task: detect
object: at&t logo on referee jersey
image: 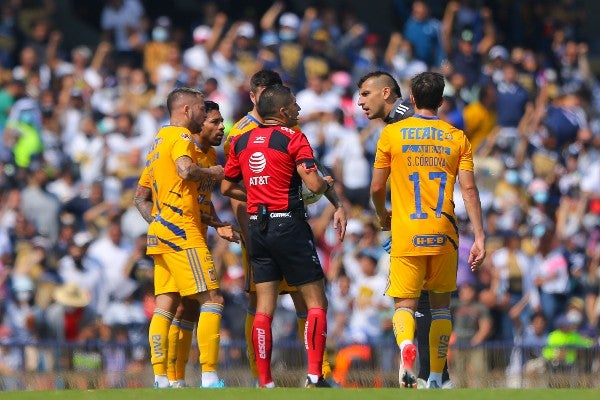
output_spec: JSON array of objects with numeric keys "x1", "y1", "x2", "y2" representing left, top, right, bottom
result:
[
  {"x1": 413, "y1": 234, "x2": 446, "y2": 247},
  {"x1": 248, "y1": 152, "x2": 270, "y2": 185}
]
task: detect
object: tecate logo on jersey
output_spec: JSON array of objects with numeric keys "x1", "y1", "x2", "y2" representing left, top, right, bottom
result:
[
  {"x1": 256, "y1": 328, "x2": 267, "y2": 359},
  {"x1": 249, "y1": 152, "x2": 266, "y2": 173}
]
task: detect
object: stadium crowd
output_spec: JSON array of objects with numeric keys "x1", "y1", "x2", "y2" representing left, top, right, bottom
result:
[{"x1": 0, "y1": 0, "x2": 598, "y2": 390}]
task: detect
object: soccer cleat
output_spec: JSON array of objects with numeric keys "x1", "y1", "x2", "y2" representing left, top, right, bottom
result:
[
  {"x1": 442, "y1": 379, "x2": 454, "y2": 389},
  {"x1": 305, "y1": 376, "x2": 332, "y2": 388},
  {"x1": 416, "y1": 378, "x2": 427, "y2": 389},
  {"x1": 399, "y1": 343, "x2": 417, "y2": 388},
  {"x1": 324, "y1": 377, "x2": 341, "y2": 388},
  {"x1": 427, "y1": 380, "x2": 441, "y2": 389},
  {"x1": 202, "y1": 379, "x2": 225, "y2": 388}
]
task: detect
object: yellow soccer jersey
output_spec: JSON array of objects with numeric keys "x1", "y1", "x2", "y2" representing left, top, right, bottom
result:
[
  {"x1": 374, "y1": 115, "x2": 474, "y2": 256},
  {"x1": 194, "y1": 144, "x2": 219, "y2": 237},
  {"x1": 223, "y1": 113, "x2": 260, "y2": 158},
  {"x1": 145, "y1": 125, "x2": 206, "y2": 254}
]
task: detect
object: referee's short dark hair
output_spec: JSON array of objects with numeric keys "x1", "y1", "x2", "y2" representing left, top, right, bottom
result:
[{"x1": 257, "y1": 84, "x2": 292, "y2": 119}]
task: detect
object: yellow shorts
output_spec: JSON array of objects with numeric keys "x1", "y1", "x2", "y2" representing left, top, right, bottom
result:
[
  {"x1": 153, "y1": 247, "x2": 219, "y2": 297},
  {"x1": 242, "y1": 240, "x2": 296, "y2": 294},
  {"x1": 386, "y1": 251, "x2": 457, "y2": 298}
]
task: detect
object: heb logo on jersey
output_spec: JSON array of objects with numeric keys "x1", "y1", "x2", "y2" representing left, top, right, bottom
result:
[
  {"x1": 413, "y1": 234, "x2": 446, "y2": 247},
  {"x1": 147, "y1": 235, "x2": 159, "y2": 247}
]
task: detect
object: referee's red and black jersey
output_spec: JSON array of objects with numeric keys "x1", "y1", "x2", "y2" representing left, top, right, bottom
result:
[{"x1": 224, "y1": 124, "x2": 317, "y2": 214}]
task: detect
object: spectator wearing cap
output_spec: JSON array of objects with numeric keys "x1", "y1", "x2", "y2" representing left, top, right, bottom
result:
[
  {"x1": 403, "y1": 0, "x2": 444, "y2": 68},
  {"x1": 448, "y1": 28, "x2": 482, "y2": 90},
  {"x1": 482, "y1": 45, "x2": 509, "y2": 85},
  {"x1": 57, "y1": 230, "x2": 104, "y2": 314},
  {"x1": 182, "y1": 25, "x2": 212, "y2": 74},
  {"x1": 183, "y1": 13, "x2": 227, "y2": 76},
  {"x1": 541, "y1": 311, "x2": 593, "y2": 372},
  {"x1": 232, "y1": 21, "x2": 260, "y2": 78}
]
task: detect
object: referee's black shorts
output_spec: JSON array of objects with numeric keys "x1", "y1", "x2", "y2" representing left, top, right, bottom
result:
[{"x1": 248, "y1": 215, "x2": 324, "y2": 286}]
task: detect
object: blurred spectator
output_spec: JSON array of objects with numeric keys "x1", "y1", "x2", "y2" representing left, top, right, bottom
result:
[
  {"x1": 463, "y1": 83, "x2": 496, "y2": 152},
  {"x1": 450, "y1": 283, "x2": 493, "y2": 388},
  {"x1": 505, "y1": 297, "x2": 549, "y2": 388},
  {"x1": 100, "y1": 0, "x2": 147, "y2": 66},
  {"x1": 343, "y1": 249, "x2": 392, "y2": 346},
  {"x1": 542, "y1": 312, "x2": 593, "y2": 373},
  {"x1": 533, "y1": 227, "x2": 570, "y2": 328},
  {"x1": 403, "y1": 1, "x2": 444, "y2": 67},
  {"x1": 490, "y1": 232, "x2": 539, "y2": 342},
  {"x1": 57, "y1": 230, "x2": 104, "y2": 315},
  {"x1": 20, "y1": 160, "x2": 60, "y2": 241},
  {"x1": 87, "y1": 217, "x2": 131, "y2": 312},
  {"x1": 384, "y1": 32, "x2": 427, "y2": 82}
]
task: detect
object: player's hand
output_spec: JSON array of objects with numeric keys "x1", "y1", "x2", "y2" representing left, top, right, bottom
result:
[
  {"x1": 216, "y1": 225, "x2": 240, "y2": 243},
  {"x1": 333, "y1": 206, "x2": 347, "y2": 242},
  {"x1": 468, "y1": 239, "x2": 486, "y2": 271},
  {"x1": 377, "y1": 209, "x2": 391, "y2": 231},
  {"x1": 207, "y1": 165, "x2": 225, "y2": 181}
]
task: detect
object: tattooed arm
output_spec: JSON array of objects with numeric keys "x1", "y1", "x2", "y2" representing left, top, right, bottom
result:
[
  {"x1": 134, "y1": 184, "x2": 154, "y2": 223},
  {"x1": 176, "y1": 155, "x2": 224, "y2": 182}
]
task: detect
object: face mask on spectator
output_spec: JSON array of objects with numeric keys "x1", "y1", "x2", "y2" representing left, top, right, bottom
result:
[
  {"x1": 533, "y1": 191, "x2": 548, "y2": 204},
  {"x1": 505, "y1": 170, "x2": 519, "y2": 185},
  {"x1": 532, "y1": 224, "x2": 546, "y2": 238},
  {"x1": 16, "y1": 290, "x2": 32, "y2": 302},
  {"x1": 279, "y1": 30, "x2": 297, "y2": 42},
  {"x1": 152, "y1": 27, "x2": 168, "y2": 42}
]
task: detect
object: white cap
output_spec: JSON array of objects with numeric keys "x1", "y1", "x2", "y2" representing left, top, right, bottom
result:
[
  {"x1": 489, "y1": 45, "x2": 509, "y2": 61},
  {"x1": 73, "y1": 231, "x2": 94, "y2": 247},
  {"x1": 236, "y1": 22, "x2": 255, "y2": 38},
  {"x1": 193, "y1": 25, "x2": 212, "y2": 43},
  {"x1": 279, "y1": 12, "x2": 300, "y2": 30}
]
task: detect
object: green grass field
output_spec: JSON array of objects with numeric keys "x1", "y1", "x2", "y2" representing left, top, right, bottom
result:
[{"x1": 3, "y1": 388, "x2": 600, "y2": 400}]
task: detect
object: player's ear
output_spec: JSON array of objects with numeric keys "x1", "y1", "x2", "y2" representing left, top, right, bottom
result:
[{"x1": 382, "y1": 86, "x2": 390, "y2": 100}]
